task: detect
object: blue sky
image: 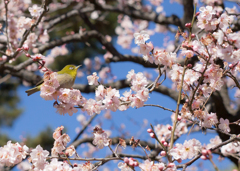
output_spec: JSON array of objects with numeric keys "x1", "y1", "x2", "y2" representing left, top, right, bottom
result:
[{"x1": 2, "y1": 0, "x2": 239, "y2": 170}]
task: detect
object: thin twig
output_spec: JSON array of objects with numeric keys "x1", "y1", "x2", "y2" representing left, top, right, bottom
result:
[
  {"x1": 143, "y1": 104, "x2": 175, "y2": 113},
  {"x1": 170, "y1": 57, "x2": 188, "y2": 150}
]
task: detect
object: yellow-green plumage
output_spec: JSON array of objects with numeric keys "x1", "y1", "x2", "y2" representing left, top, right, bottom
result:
[{"x1": 25, "y1": 65, "x2": 81, "y2": 96}]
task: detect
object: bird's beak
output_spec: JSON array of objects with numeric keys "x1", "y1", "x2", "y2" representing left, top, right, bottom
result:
[{"x1": 76, "y1": 65, "x2": 82, "y2": 69}]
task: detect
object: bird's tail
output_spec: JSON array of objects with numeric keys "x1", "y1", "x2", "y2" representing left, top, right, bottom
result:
[{"x1": 25, "y1": 87, "x2": 40, "y2": 96}]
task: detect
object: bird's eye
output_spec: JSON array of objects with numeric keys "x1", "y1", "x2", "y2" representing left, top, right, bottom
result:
[{"x1": 69, "y1": 66, "x2": 74, "y2": 70}]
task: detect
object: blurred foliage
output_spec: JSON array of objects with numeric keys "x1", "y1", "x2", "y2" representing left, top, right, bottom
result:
[
  {"x1": 25, "y1": 127, "x2": 54, "y2": 152},
  {"x1": 0, "y1": 80, "x2": 22, "y2": 127}
]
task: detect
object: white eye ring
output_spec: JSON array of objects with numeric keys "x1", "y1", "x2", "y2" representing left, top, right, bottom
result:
[{"x1": 69, "y1": 67, "x2": 74, "y2": 70}]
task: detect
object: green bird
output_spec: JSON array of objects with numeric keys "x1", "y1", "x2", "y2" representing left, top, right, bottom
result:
[{"x1": 25, "y1": 65, "x2": 81, "y2": 96}]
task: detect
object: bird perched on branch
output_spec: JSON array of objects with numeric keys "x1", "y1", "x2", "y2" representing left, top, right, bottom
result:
[{"x1": 25, "y1": 65, "x2": 81, "y2": 96}]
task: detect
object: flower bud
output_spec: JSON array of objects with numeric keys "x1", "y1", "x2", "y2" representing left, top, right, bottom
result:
[
  {"x1": 191, "y1": 34, "x2": 195, "y2": 38},
  {"x1": 185, "y1": 23, "x2": 191, "y2": 28},
  {"x1": 177, "y1": 159, "x2": 182, "y2": 163},
  {"x1": 201, "y1": 155, "x2": 208, "y2": 160},
  {"x1": 147, "y1": 129, "x2": 153, "y2": 133},
  {"x1": 163, "y1": 142, "x2": 168, "y2": 146},
  {"x1": 160, "y1": 151, "x2": 166, "y2": 156},
  {"x1": 195, "y1": 12, "x2": 200, "y2": 16},
  {"x1": 16, "y1": 48, "x2": 22, "y2": 52},
  {"x1": 133, "y1": 161, "x2": 139, "y2": 167},
  {"x1": 187, "y1": 64, "x2": 192, "y2": 68},
  {"x1": 26, "y1": 53, "x2": 31, "y2": 57},
  {"x1": 177, "y1": 116, "x2": 182, "y2": 121},
  {"x1": 150, "y1": 133, "x2": 155, "y2": 138},
  {"x1": 202, "y1": 149, "x2": 208, "y2": 155},
  {"x1": 124, "y1": 157, "x2": 129, "y2": 164},
  {"x1": 161, "y1": 138, "x2": 165, "y2": 144},
  {"x1": 168, "y1": 126, "x2": 172, "y2": 131},
  {"x1": 168, "y1": 163, "x2": 175, "y2": 168}
]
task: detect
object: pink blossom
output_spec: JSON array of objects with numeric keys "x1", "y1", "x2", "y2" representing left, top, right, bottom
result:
[
  {"x1": 87, "y1": 72, "x2": 99, "y2": 85},
  {"x1": 201, "y1": 112, "x2": 218, "y2": 128},
  {"x1": 93, "y1": 132, "x2": 109, "y2": 149},
  {"x1": 28, "y1": 4, "x2": 43, "y2": 17},
  {"x1": 207, "y1": 136, "x2": 222, "y2": 149},
  {"x1": 30, "y1": 145, "x2": 49, "y2": 170},
  {"x1": 126, "y1": 69, "x2": 136, "y2": 81},
  {"x1": 139, "y1": 42, "x2": 153, "y2": 55},
  {"x1": 55, "y1": 103, "x2": 78, "y2": 116},
  {"x1": 68, "y1": 89, "x2": 82, "y2": 105},
  {"x1": 74, "y1": 161, "x2": 94, "y2": 171},
  {"x1": 0, "y1": 141, "x2": 29, "y2": 167},
  {"x1": 118, "y1": 162, "x2": 133, "y2": 171},
  {"x1": 59, "y1": 88, "x2": 71, "y2": 103},
  {"x1": 218, "y1": 118, "x2": 231, "y2": 133},
  {"x1": 83, "y1": 98, "x2": 103, "y2": 116},
  {"x1": 134, "y1": 30, "x2": 150, "y2": 45},
  {"x1": 65, "y1": 145, "x2": 76, "y2": 156},
  {"x1": 40, "y1": 85, "x2": 56, "y2": 100}
]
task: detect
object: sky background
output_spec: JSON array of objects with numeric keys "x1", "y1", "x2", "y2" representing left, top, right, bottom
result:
[{"x1": 1, "y1": 0, "x2": 238, "y2": 170}]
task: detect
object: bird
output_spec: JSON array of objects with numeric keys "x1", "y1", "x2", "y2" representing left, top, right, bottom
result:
[{"x1": 25, "y1": 65, "x2": 81, "y2": 96}]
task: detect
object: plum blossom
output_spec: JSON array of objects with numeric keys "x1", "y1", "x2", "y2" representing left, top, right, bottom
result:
[
  {"x1": 103, "y1": 87, "x2": 120, "y2": 112},
  {"x1": 0, "y1": 141, "x2": 29, "y2": 167},
  {"x1": 139, "y1": 160, "x2": 165, "y2": 171},
  {"x1": 30, "y1": 145, "x2": 49, "y2": 170},
  {"x1": 92, "y1": 127, "x2": 109, "y2": 149},
  {"x1": 221, "y1": 142, "x2": 240, "y2": 156},
  {"x1": 134, "y1": 30, "x2": 150, "y2": 45},
  {"x1": 200, "y1": 112, "x2": 218, "y2": 128},
  {"x1": 28, "y1": 4, "x2": 43, "y2": 17},
  {"x1": 51, "y1": 133, "x2": 70, "y2": 156},
  {"x1": 218, "y1": 118, "x2": 230, "y2": 133},
  {"x1": 207, "y1": 136, "x2": 222, "y2": 149},
  {"x1": 83, "y1": 98, "x2": 103, "y2": 116},
  {"x1": 118, "y1": 162, "x2": 133, "y2": 171},
  {"x1": 87, "y1": 72, "x2": 99, "y2": 85},
  {"x1": 170, "y1": 139, "x2": 202, "y2": 160},
  {"x1": 74, "y1": 161, "x2": 94, "y2": 171}
]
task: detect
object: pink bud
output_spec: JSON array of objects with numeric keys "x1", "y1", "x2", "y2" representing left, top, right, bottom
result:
[
  {"x1": 158, "y1": 164, "x2": 164, "y2": 170},
  {"x1": 195, "y1": 12, "x2": 200, "y2": 16},
  {"x1": 187, "y1": 64, "x2": 192, "y2": 68},
  {"x1": 147, "y1": 129, "x2": 153, "y2": 133},
  {"x1": 177, "y1": 116, "x2": 182, "y2": 121},
  {"x1": 168, "y1": 163, "x2": 175, "y2": 168},
  {"x1": 177, "y1": 159, "x2": 182, "y2": 163},
  {"x1": 25, "y1": 53, "x2": 30, "y2": 57},
  {"x1": 202, "y1": 149, "x2": 208, "y2": 155},
  {"x1": 22, "y1": 45, "x2": 29, "y2": 51},
  {"x1": 160, "y1": 151, "x2": 166, "y2": 156},
  {"x1": 185, "y1": 23, "x2": 191, "y2": 28},
  {"x1": 229, "y1": 64, "x2": 233, "y2": 68},
  {"x1": 191, "y1": 34, "x2": 195, "y2": 38},
  {"x1": 133, "y1": 161, "x2": 138, "y2": 167},
  {"x1": 163, "y1": 142, "x2": 168, "y2": 146},
  {"x1": 185, "y1": 99, "x2": 189, "y2": 103},
  {"x1": 128, "y1": 160, "x2": 134, "y2": 166},
  {"x1": 16, "y1": 48, "x2": 22, "y2": 52},
  {"x1": 73, "y1": 163, "x2": 78, "y2": 167},
  {"x1": 201, "y1": 155, "x2": 208, "y2": 160},
  {"x1": 124, "y1": 157, "x2": 129, "y2": 164},
  {"x1": 160, "y1": 138, "x2": 165, "y2": 144},
  {"x1": 150, "y1": 133, "x2": 155, "y2": 138},
  {"x1": 168, "y1": 126, "x2": 172, "y2": 131},
  {"x1": 207, "y1": 149, "x2": 212, "y2": 155}
]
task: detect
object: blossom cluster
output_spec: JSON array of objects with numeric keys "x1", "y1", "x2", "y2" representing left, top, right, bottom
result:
[
  {"x1": 0, "y1": 141, "x2": 29, "y2": 167},
  {"x1": 169, "y1": 139, "x2": 202, "y2": 160}
]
